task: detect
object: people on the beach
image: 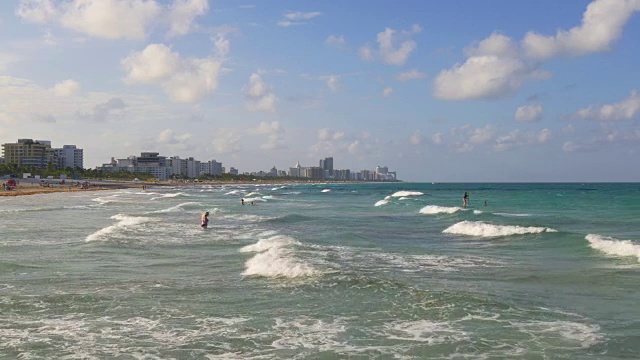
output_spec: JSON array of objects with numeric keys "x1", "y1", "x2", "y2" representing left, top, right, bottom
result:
[
  {"x1": 201, "y1": 211, "x2": 209, "y2": 229},
  {"x1": 463, "y1": 192, "x2": 469, "y2": 207}
]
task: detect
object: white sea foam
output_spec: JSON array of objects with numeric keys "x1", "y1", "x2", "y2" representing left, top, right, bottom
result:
[
  {"x1": 242, "y1": 197, "x2": 267, "y2": 202},
  {"x1": 85, "y1": 214, "x2": 152, "y2": 242},
  {"x1": 419, "y1": 205, "x2": 461, "y2": 215},
  {"x1": 391, "y1": 191, "x2": 423, "y2": 197},
  {"x1": 224, "y1": 190, "x2": 243, "y2": 195},
  {"x1": 495, "y1": 212, "x2": 532, "y2": 217},
  {"x1": 398, "y1": 197, "x2": 412, "y2": 200},
  {"x1": 150, "y1": 192, "x2": 187, "y2": 201},
  {"x1": 382, "y1": 320, "x2": 469, "y2": 344},
  {"x1": 510, "y1": 320, "x2": 603, "y2": 349},
  {"x1": 321, "y1": 189, "x2": 331, "y2": 193},
  {"x1": 586, "y1": 234, "x2": 640, "y2": 261},
  {"x1": 443, "y1": 221, "x2": 557, "y2": 238},
  {"x1": 152, "y1": 202, "x2": 201, "y2": 213},
  {"x1": 246, "y1": 192, "x2": 262, "y2": 197},
  {"x1": 374, "y1": 199, "x2": 390, "y2": 207},
  {"x1": 473, "y1": 210, "x2": 483, "y2": 214},
  {"x1": 240, "y1": 235, "x2": 318, "y2": 278}
]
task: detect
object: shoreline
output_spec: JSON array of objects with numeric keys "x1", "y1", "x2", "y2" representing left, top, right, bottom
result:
[{"x1": 0, "y1": 179, "x2": 380, "y2": 197}]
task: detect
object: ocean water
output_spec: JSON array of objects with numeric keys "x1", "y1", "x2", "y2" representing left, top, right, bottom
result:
[{"x1": 1, "y1": 182, "x2": 639, "y2": 359}]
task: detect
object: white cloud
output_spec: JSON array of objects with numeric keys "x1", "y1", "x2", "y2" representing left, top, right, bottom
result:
[
  {"x1": 52, "y1": 79, "x2": 80, "y2": 97},
  {"x1": 571, "y1": 90, "x2": 640, "y2": 121},
  {"x1": 244, "y1": 72, "x2": 278, "y2": 112},
  {"x1": 464, "y1": 32, "x2": 518, "y2": 58},
  {"x1": 122, "y1": 43, "x2": 223, "y2": 103},
  {"x1": 383, "y1": 87, "x2": 393, "y2": 97},
  {"x1": 60, "y1": 0, "x2": 161, "y2": 40},
  {"x1": 321, "y1": 75, "x2": 339, "y2": 92},
  {"x1": 431, "y1": 132, "x2": 443, "y2": 145},
  {"x1": 515, "y1": 104, "x2": 543, "y2": 122},
  {"x1": 159, "y1": 129, "x2": 191, "y2": 143},
  {"x1": 276, "y1": 20, "x2": 300, "y2": 27},
  {"x1": 409, "y1": 130, "x2": 424, "y2": 145},
  {"x1": 15, "y1": 0, "x2": 59, "y2": 23},
  {"x1": 168, "y1": 0, "x2": 209, "y2": 37},
  {"x1": 359, "y1": 25, "x2": 421, "y2": 66},
  {"x1": 213, "y1": 34, "x2": 230, "y2": 58},
  {"x1": 77, "y1": 97, "x2": 127, "y2": 122},
  {"x1": 212, "y1": 129, "x2": 242, "y2": 154},
  {"x1": 42, "y1": 29, "x2": 58, "y2": 45},
  {"x1": 122, "y1": 44, "x2": 180, "y2": 83},
  {"x1": 283, "y1": 11, "x2": 322, "y2": 20},
  {"x1": 247, "y1": 121, "x2": 286, "y2": 150},
  {"x1": 16, "y1": 0, "x2": 209, "y2": 40},
  {"x1": 493, "y1": 128, "x2": 551, "y2": 151},
  {"x1": 325, "y1": 35, "x2": 346, "y2": 47},
  {"x1": 396, "y1": 69, "x2": 427, "y2": 81},
  {"x1": 434, "y1": 56, "x2": 530, "y2": 100},
  {"x1": 522, "y1": 0, "x2": 640, "y2": 60}
]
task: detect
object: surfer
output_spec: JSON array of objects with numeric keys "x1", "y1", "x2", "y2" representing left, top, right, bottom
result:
[
  {"x1": 201, "y1": 211, "x2": 209, "y2": 229},
  {"x1": 463, "y1": 192, "x2": 469, "y2": 208}
]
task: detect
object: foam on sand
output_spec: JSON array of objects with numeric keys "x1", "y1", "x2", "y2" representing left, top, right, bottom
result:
[
  {"x1": 86, "y1": 214, "x2": 152, "y2": 242},
  {"x1": 240, "y1": 235, "x2": 318, "y2": 278},
  {"x1": 443, "y1": 221, "x2": 556, "y2": 238},
  {"x1": 586, "y1": 234, "x2": 640, "y2": 261},
  {"x1": 391, "y1": 191, "x2": 423, "y2": 197},
  {"x1": 419, "y1": 205, "x2": 462, "y2": 215}
]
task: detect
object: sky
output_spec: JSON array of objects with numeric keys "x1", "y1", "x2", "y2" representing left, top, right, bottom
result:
[{"x1": 1, "y1": 0, "x2": 640, "y2": 182}]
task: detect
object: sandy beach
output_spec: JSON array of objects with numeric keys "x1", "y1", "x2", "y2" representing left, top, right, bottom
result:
[
  {"x1": 0, "y1": 178, "x2": 337, "y2": 197},
  {"x1": 0, "y1": 179, "x2": 147, "y2": 197}
]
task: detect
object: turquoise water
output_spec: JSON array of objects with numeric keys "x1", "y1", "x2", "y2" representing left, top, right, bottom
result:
[{"x1": 1, "y1": 183, "x2": 639, "y2": 359}]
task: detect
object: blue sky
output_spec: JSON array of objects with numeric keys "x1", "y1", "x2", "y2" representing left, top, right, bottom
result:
[{"x1": 1, "y1": 0, "x2": 639, "y2": 182}]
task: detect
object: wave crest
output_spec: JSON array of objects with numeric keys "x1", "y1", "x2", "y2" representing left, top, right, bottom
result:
[
  {"x1": 443, "y1": 221, "x2": 556, "y2": 238},
  {"x1": 419, "y1": 205, "x2": 461, "y2": 215},
  {"x1": 586, "y1": 234, "x2": 640, "y2": 261},
  {"x1": 391, "y1": 191, "x2": 423, "y2": 197},
  {"x1": 86, "y1": 214, "x2": 151, "y2": 242},
  {"x1": 240, "y1": 235, "x2": 318, "y2": 278}
]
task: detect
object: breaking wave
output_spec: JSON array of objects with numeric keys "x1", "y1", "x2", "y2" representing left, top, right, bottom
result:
[
  {"x1": 443, "y1": 221, "x2": 557, "y2": 238},
  {"x1": 85, "y1": 214, "x2": 152, "y2": 242},
  {"x1": 374, "y1": 199, "x2": 390, "y2": 207},
  {"x1": 586, "y1": 234, "x2": 640, "y2": 262},
  {"x1": 419, "y1": 205, "x2": 461, "y2": 215},
  {"x1": 391, "y1": 191, "x2": 423, "y2": 197},
  {"x1": 240, "y1": 235, "x2": 319, "y2": 278}
]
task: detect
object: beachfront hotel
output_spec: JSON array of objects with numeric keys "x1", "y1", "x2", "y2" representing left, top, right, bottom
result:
[{"x1": 1, "y1": 139, "x2": 83, "y2": 169}]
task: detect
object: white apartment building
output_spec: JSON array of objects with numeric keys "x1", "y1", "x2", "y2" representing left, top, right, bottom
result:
[{"x1": 200, "y1": 160, "x2": 223, "y2": 176}]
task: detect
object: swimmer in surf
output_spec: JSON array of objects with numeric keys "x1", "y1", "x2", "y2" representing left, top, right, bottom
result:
[
  {"x1": 201, "y1": 211, "x2": 209, "y2": 229},
  {"x1": 463, "y1": 192, "x2": 469, "y2": 208}
]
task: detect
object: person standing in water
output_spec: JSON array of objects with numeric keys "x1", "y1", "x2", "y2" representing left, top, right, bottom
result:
[
  {"x1": 201, "y1": 211, "x2": 209, "y2": 229},
  {"x1": 463, "y1": 192, "x2": 469, "y2": 207}
]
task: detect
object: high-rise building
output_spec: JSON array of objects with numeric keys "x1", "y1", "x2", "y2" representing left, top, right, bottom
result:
[
  {"x1": 50, "y1": 145, "x2": 84, "y2": 169},
  {"x1": 1, "y1": 139, "x2": 51, "y2": 168},
  {"x1": 320, "y1": 157, "x2": 334, "y2": 178}
]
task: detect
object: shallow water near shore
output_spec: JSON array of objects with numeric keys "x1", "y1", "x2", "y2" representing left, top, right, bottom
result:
[{"x1": 1, "y1": 182, "x2": 639, "y2": 358}]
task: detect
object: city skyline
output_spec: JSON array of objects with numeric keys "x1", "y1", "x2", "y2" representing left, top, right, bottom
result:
[{"x1": 1, "y1": 0, "x2": 640, "y2": 182}]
